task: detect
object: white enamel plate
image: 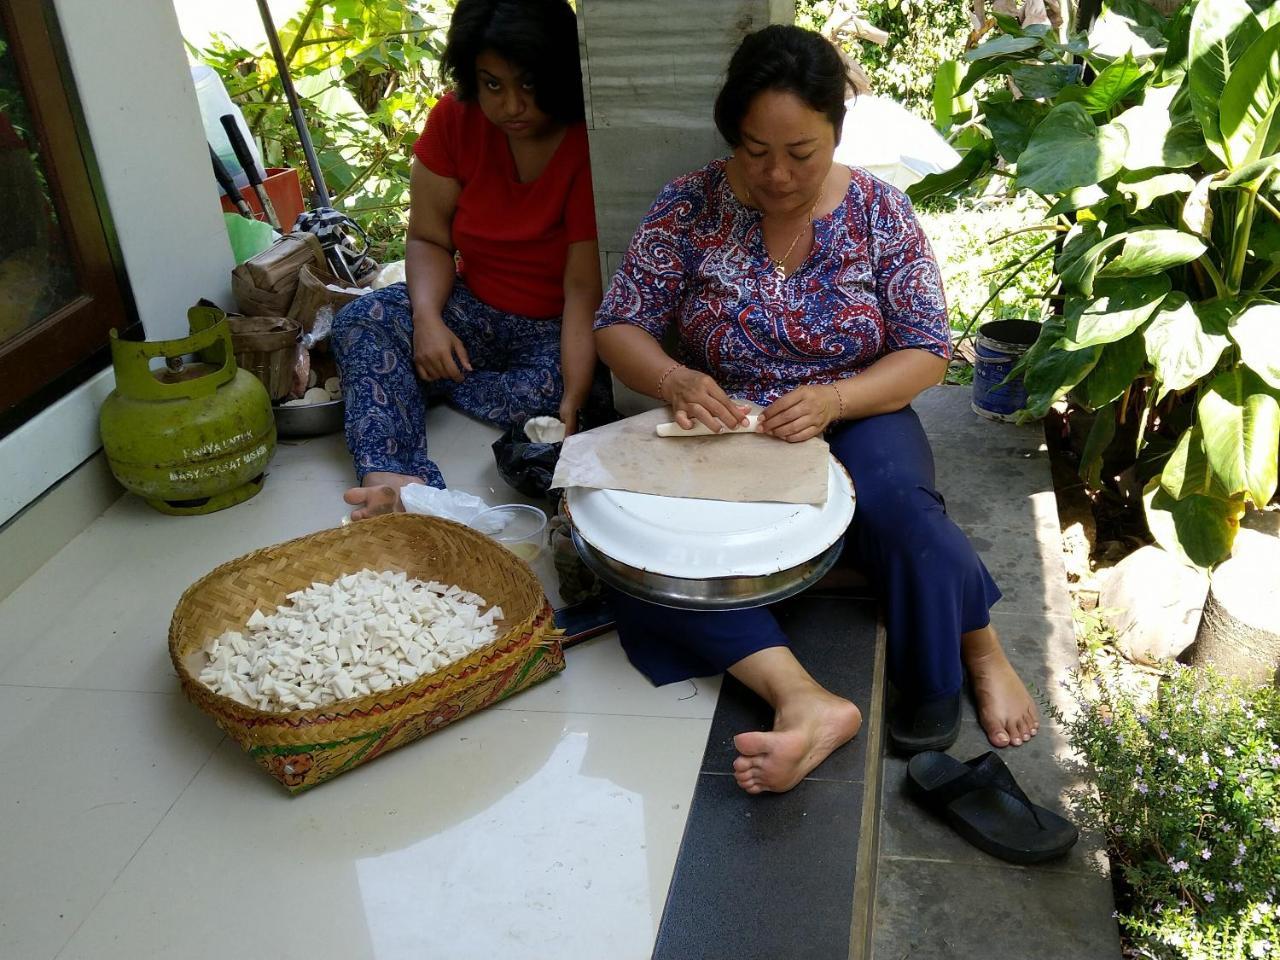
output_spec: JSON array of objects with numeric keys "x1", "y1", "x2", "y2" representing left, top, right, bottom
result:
[{"x1": 565, "y1": 455, "x2": 855, "y2": 580}]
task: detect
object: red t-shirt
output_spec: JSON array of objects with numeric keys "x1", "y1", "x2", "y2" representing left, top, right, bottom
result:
[{"x1": 413, "y1": 92, "x2": 597, "y2": 319}]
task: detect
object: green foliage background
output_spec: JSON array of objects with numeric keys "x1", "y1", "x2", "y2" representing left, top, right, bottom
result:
[
  {"x1": 191, "y1": 0, "x2": 456, "y2": 261},
  {"x1": 795, "y1": 0, "x2": 972, "y2": 117}
]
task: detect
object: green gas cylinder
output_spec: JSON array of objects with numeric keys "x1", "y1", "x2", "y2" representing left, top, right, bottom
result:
[{"x1": 100, "y1": 306, "x2": 275, "y2": 515}]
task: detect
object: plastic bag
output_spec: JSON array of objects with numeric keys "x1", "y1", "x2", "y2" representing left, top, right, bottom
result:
[
  {"x1": 399, "y1": 484, "x2": 504, "y2": 534},
  {"x1": 492, "y1": 420, "x2": 562, "y2": 500}
]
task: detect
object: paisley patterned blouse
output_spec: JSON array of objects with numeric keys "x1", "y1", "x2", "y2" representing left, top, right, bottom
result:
[{"x1": 594, "y1": 158, "x2": 951, "y2": 405}]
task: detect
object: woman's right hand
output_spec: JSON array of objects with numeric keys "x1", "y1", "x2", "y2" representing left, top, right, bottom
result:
[
  {"x1": 412, "y1": 314, "x2": 471, "y2": 383},
  {"x1": 662, "y1": 366, "x2": 750, "y2": 432}
]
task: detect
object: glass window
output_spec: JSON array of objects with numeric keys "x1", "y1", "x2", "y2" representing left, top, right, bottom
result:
[{"x1": 0, "y1": 18, "x2": 79, "y2": 348}]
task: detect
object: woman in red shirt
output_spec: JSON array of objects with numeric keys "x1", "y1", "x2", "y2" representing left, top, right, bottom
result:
[{"x1": 333, "y1": 0, "x2": 607, "y2": 517}]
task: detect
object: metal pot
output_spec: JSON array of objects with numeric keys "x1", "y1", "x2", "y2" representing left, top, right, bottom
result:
[
  {"x1": 567, "y1": 521, "x2": 844, "y2": 610},
  {"x1": 562, "y1": 457, "x2": 855, "y2": 611},
  {"x1": 273, "y1": 397, "x2": 344, "y2": 438}
]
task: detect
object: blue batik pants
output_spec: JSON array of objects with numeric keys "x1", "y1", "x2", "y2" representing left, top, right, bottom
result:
[
  {"x1": 607, "y1": 406, "x2": 1001, "y2": 704},
  {"x1": 332, "y1": 280, "x2": 590, "y2": 488}
]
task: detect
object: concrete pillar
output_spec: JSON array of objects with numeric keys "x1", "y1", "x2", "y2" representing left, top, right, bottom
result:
[{"x1": 578, "y1": 0, "x2": 796, "y2": 281}]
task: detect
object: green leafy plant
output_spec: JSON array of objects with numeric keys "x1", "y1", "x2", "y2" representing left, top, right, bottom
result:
[
  {"x1": 1055, "y1": 660, "x2": 1280, "y2": 960},
  {"x1": 912, "y1": 0, "x2": 1280, "y2": 568},
  {"x1": 190, "y1": 0, "x2": 455, "y2": 260},
  {"x1": 915, "y1": 191, "x2": 1055, "y2": 336},
  {"x1": 797, "y1": 0, "x2": 973, "y2": 117}
]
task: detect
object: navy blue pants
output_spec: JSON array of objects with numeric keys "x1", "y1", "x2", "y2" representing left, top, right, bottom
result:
[{"x1": 609, "y1": 406, "x2": 1001, "y2": 703}]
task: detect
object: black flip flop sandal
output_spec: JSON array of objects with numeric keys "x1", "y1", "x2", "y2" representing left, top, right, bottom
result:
[
  {"x1": 887, "y1": 693, "x2": 961, "y2": 755},
  {"x1": 906, "y1": 751, "x2": 1079, "y2": 864}
]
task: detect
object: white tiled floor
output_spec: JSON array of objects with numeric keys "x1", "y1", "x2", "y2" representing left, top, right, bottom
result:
[{"x1": 0, "y1": 408, "x2": 716, "y2": 960}]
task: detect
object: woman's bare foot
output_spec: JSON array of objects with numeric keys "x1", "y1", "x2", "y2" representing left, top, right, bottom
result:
[
  {"x1": 962, "y1": 625, "x2": 1039, "y2": 748},
  {"x1": 343, "y1": 472, "x2": 420, "y2": 521},
  {"x1": 731, "y1": 688, "x2": 862, "y2": 794}
]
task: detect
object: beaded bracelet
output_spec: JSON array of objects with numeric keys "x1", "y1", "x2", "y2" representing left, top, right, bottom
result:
[
  {"x1": 831, "y1": 381, "x2": 845, "y2": 420},
  {"x1": 657, "y1": 362, "x2": 684, "y2": 400}
]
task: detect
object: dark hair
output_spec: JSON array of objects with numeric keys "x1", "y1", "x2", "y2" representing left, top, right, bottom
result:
[
  {"x1": 714, "y1": 25, "x2": 852, "y2": 147},
  {"x1": 442, "y1": 0, "x2": 585, "y2": 125}
]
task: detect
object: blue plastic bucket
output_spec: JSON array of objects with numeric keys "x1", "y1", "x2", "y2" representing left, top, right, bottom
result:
[{"x1": 971, "y1": 319, "x2": 1041, "y2": 422}]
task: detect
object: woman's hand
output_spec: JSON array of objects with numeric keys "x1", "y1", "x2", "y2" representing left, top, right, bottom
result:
[
  {"x1": 558, "y1": 397, "x2": 582, "y2": 437},
  {"x1": 760, "y1": 384, "x2": 841, "y2": 443},
  {"x1": 412, "y1": 315, "x2": 471, "y2": 383},
  {"x1": 663, "y1": 367, "x2": 751, "y2": 432}
]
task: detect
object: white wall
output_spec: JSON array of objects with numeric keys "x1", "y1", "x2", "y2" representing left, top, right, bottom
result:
[
  {"x1": 0, "y1": 0, "x2": 236, "y2": 525},
  {"x1": 173, "y1": 0, "x2": 309, "y2": 50}
]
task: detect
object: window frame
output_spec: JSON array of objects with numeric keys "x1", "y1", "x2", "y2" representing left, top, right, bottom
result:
[{"x1": 0, "y1": 0, "x2": 134, "y2": 433}]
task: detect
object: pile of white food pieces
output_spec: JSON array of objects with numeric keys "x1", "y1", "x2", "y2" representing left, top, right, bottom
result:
[{"x1": 198, "y1": 569, "x2": 504, "y2": 711}]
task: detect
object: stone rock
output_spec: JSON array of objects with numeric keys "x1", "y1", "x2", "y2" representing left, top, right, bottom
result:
[
  {"x1": 1098, "y1": 545, "x2": 1209, "y2": 664},
  {"x1": 1186, "y1": 524, "x2": 1280, "y2": 683}
]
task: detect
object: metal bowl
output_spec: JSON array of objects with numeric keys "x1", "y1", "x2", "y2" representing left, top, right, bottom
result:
[
  {"x1": 568, "y1": 523, "x2": 845, "y2": 611},
  {"x1": 272, "y1": 397, "x2": 344, "y2": 438}
]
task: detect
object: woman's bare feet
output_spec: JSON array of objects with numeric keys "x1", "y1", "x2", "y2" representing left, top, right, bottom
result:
[
  {"x1": 962, "y1": 625, "x2": 1039, "y2": 748},
  {"x1": 727, "y1": 646, "x2": 862, "y2": 794},
  {"x1": 343, "y1": 472, "x2": 420, "y2": 521},
  {"x1": 732, "y1": 690, "x2": 862, "y2": 794}
]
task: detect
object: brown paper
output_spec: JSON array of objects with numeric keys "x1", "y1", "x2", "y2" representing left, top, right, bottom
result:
[
  {"x1": 551, "y1": 406, "x2": 829, "y2": 504},
  {"x1": 287, "y1": 262, "x2": 368, "y2": 332},
  {"x1": 231, "y1": 233, "x2": 326, "y2": 317}
]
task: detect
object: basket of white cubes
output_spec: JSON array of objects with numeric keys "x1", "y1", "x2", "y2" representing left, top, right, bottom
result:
[{"x1": 168, "y1": 513, "x2": 563, "y2": 793}]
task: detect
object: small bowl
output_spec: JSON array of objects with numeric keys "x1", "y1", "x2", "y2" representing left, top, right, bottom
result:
[
  {"x1": 474, "y1": 504, "x2": 547, "y2": 563},
  {"x1": 272, "y1": 397, "x2": 344, "y2": 438}
]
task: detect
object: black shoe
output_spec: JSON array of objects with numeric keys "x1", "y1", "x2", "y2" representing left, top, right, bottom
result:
[{"x1": 888, "y1": 692, "x2": 962, "y2": 755}]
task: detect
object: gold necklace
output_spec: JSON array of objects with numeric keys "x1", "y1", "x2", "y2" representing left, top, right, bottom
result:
[{"x1": 751, "y1": 189, "x2": 821, "y2": 279}]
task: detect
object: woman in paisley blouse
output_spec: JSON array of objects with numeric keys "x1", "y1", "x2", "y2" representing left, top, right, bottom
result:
[{"x1": 594, "y1": 25, "x2": 1039, "y2": 793}]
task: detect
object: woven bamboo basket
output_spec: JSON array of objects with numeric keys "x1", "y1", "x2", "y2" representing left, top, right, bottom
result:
[{"x1": 169, "y1": 513, "x2": 564, "y2": 794}]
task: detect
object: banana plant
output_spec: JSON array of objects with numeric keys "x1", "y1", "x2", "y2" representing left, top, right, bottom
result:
[{"x1": 913, "y1": 0, "x2": 1280, "y2": 569}]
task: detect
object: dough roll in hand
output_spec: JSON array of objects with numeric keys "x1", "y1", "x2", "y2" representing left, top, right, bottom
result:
[{"x1": 655, "y1": 414, "x2": 762, "y2": 437}]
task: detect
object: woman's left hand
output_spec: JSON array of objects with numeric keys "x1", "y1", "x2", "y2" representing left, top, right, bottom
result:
[
  {"x1": 760, "y1": 384, "x2": 840, "y2": 443},
  {"x1": 558, "y1": 398, "x2": 581, "y2": 437}
]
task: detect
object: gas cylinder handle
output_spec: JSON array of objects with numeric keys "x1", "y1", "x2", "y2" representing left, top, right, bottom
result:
[{"x1": 108, "y1": 316, "x2": 237, "y2": 402}]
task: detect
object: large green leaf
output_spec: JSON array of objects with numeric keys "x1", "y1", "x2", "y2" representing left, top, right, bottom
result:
[
  {"x1": 1219, "y1": 22, "x2": 1280, "y2": 168},
  {"x1": 1118, "y1": 172, "x2": 1197, "y2": 211},
  {"x1": 1188, "y1": 0, "x2": 1264, "y2": 162},
  {"x1": 1066, "y1": 276, "x2": 1170, "y2": 347},
  {"x1": 1097, "y1": 229, "x2": 1207, "y2": 278},
  {"x1": 1055, "y1": 223, "x2": 1104, "y2": 278},
  {"x1": 1021, "y1": 339, "x2": 1103, "y2": 420},
  {"x1": 1047, "y1": 185, "x2": 1110, "y2": 218},
  {"x1": 1228, "y1": 302, "x2": 1280, "y2": 388},
  {"x1": 957, "y1": 57, "x2": 1019, "y2": 96},
  {"x1": 1161, "y1": 424, "x2": 1232, "y2": 500},
  {"x1": 905, "y1": 140, "x2": 996, "y2": 203},
  {"x1": 1102, "y1": 0, "x2": 1168, "y2": 31},
  {"x1": 984, "y1": 99, "x2": 1050, "y2": 164},
  {"x1": 1199, "y1": 366, "x2": 1280, "y2": 506},
  {"x1": 932, "y1": 60, "x2": 969, "y2": 130},
  {"x1": 1060, "y1": 232, "x2": 1129, "y2": 297},
  {"x1": 1142, "y1": 294, "x2": 1232, "y2": 397},
  {"x1": 1112, "y1": 95, "x2": 1207, "y2": 170},
  {"x1": 1015, "y1": 103, "x2": 1128, "y2": 195},
  {"x1": 1010, "y1": 63, "x2": 1082, "y2": 101},
  {"x1": 1080, "y1": 402, "x2": 1118, "y2": 488},
  {"x1": 1250, "y1": 216, "x2": 1280, "y2": 262},
  {"x1": 1091, "y1": 6, "x2": 1167, "y2": 60},
  {"x1": 1056, "y1": 53, "x2": 1150, "y2": 114},
  {"x1": 1143, "y1": 478, "x2": 1239, "y2": 569},
  {"x1": 1077, "y1": 329, "x2": 1149, "y2": 408},
  {"x1": 966, "y1": 35, "x2": 1041, "y2": 61},
  {"x1": 1217, "y1": 152, "x2": 1280, "y2": 187},
  {"x1": 1181, "y1": 173, "x2": 1215, "y2": 237}
]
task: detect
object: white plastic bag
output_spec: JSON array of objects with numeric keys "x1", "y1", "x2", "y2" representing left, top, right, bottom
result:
[
  {"x1": 398, "y1": 485, "x2": 504, "y2": 534},
  {"x1": 371, "y1": 260, "x2": 406, "y2": 289}
]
